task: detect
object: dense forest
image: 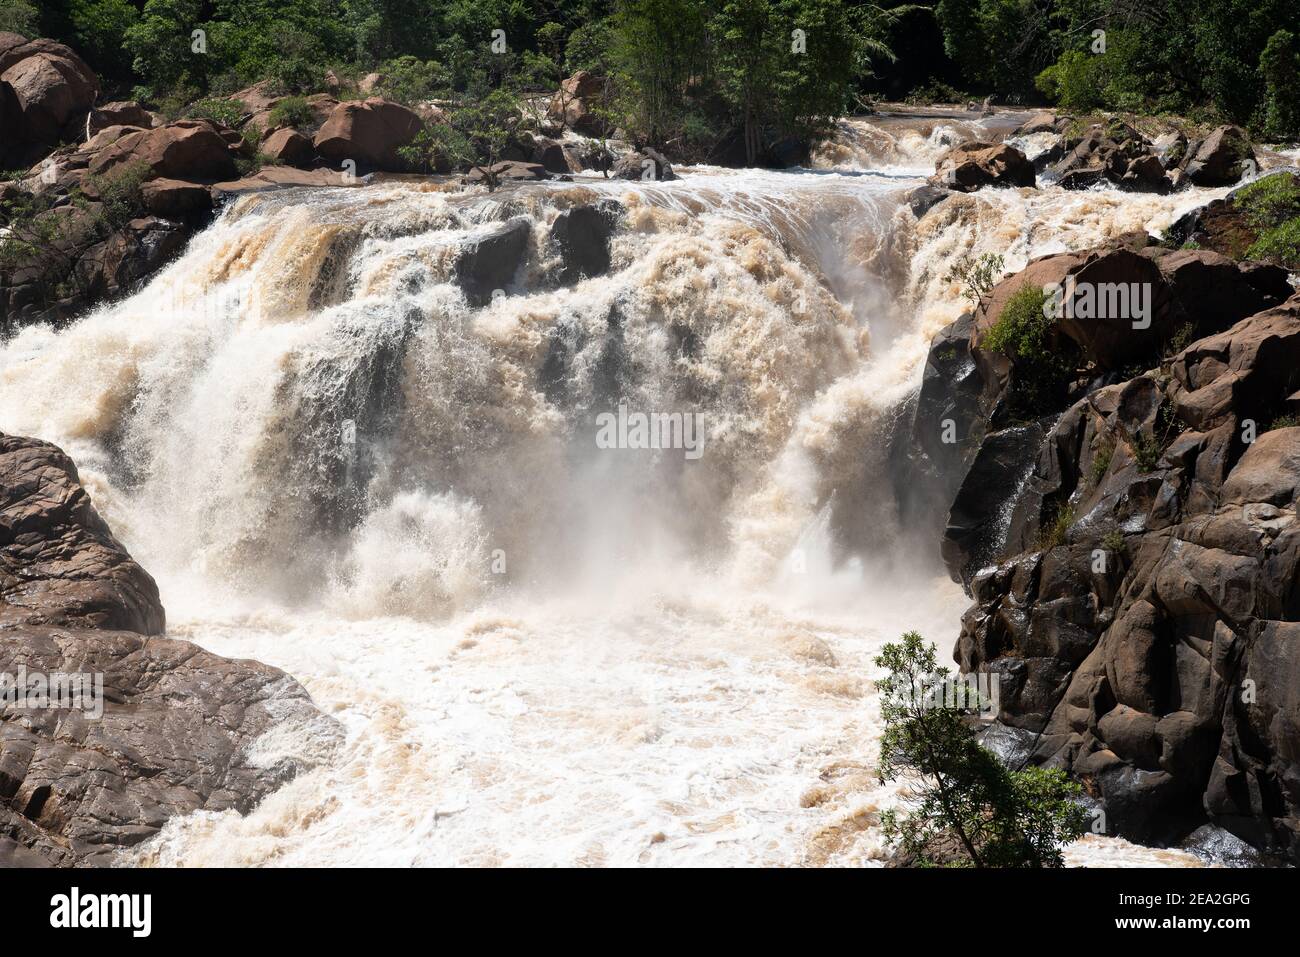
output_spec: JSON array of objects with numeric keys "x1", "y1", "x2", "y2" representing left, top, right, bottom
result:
[{"x1": 1, "y1": 0, "x2": 1298, "y2": 158}]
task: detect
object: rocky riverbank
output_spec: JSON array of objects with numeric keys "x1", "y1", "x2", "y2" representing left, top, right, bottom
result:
[{"x1": 0, "y1": 433, "x2": 339, "y2": 866}]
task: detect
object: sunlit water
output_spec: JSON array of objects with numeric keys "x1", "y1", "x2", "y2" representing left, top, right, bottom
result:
[{"x1": 0, "y1": 110, "x2": 1251, "y2": 866}]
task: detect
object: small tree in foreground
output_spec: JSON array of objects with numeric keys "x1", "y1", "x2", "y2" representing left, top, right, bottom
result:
[{"x1": 874, "y1": 632, "x2": 1088, "y2": 867}]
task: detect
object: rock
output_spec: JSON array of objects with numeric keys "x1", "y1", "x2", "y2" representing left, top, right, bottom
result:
[
  {"x1": 613, "y1": 148, "x2": 675, "y2": 182},
  {"x1": 454, "y1": 217, "x2": 531, "y2": 305},
  {"x1": 0, "y1": 34, "x2": 99, "y2": 166},
  {"x1": 547, "y1": 71, "x2": 609, "y2": 137},
  {"x1": 904, "y1": 184, "x2": 950, "y2": 218},
  {"x1": 211, "y1": 166, "x2": 363, "y2": 198},
  {"x1": 928, "y1": 279, "x2": 1300, "y2": 859},
  {"x1": 1182, "y1": 125, "x2": 1255, "y2": 186},
  {"x1": 533, "y1": 137, "x2": 583, "y2": 174},
  {"x1": 358, "y1": 73, "x2": 384, "y2": 95},
  {"x1": 549, "y1": 200, "x2": 622, "y2": 284},
  {"x1": 141, "y1": 177, "x2": 213, "y2": 219},
  {"x1": 1164, "y1": 170, "x2": 1300, "y2": 262},
  {"x1": 0, "y1": 434, "x2": 162, "y2": 635},
  {"x1": 929, "y1": 141, "x2": 1035, "y2": 192},
  {"x1": 261, "y1": 126, "x2": 315, "y2": 166},
  {"x1": 312, "y1": 97, "x2": 424, "y2": 172},
  {"x1": 1049, "y1": 120, "x2": 1170, "y2": 193},
  {"x1": 87, "y1": 101, "x2": 157, "y2": 136},
  {"x1": 0, "y1": 432, "x2": 339, "y2": 866},
  {"x1": 87, "y1": 119, "x2": 238, "y2": 182},
  {"x1": 463, "y1": 161, "x2": 549, "y2": 185},
  {"x1": 1013, "y1": 111, "x2": 1070, "y2": 136}
]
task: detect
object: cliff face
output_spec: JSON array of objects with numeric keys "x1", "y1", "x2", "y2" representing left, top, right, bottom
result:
[
  {"x1": 909, "y1": 241, "x2": 1300, "y2": 861},
  {"x1": 0, "y1": 433, "x2": 340, "y2": 866}
]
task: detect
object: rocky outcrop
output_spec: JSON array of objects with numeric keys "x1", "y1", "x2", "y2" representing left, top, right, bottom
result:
[
  {"x1": 914, "y1": 232, "x2": 1300, "y2": 858},
  {"x1": 1165, "y1": 170, "x2": 1300, "y2": 261},
  {"x1": 0, "y1": 33, "x2": 99, "y2": 168},
  {"x1": 0, "y1": 433, "x2": 338, "y2": 866},
  {"x1": 1047, "y1": 120, "x2": 1169, "y2": 193},
  {"x1": 87, "y1": 119, "x2": 238, "y2": 182},
  {"x1": 930, "y1": 141, "x2": 1035, "y2": 192},
  {"x1": 1178, "y1": 125, "x2": 1256, "y2": 187},
  {"x1": 548, "y1": 71, "x2": 609, "y2": 137},
  {"x1": 313, "y1": 97, "x2": 424, "y2": 172},
  {"x1": 86, "y1": 101, "x2": 157, "y2": 136}
]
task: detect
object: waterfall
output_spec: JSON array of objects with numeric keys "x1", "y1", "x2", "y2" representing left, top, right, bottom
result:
[{"x1": 0, "y1": 112, "x2": 1227, "y2": 866}]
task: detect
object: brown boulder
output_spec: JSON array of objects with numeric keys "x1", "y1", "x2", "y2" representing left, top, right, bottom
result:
[
  {"x1": 87, "y1": 119, "x2": 239, "y2": 182},
  {"x1": 87, "y1": 101, "x2": 157, "y2": 136},
  {"x1": 313, "y1": 97, "x2": 423, "y2": 172},
  {"x1": 262, "y1": 126, "x2": 315, "y2": 166},
  {"x1": 1182, "y1": 125, "x2": 1255, "y2": 186},
  {"x1": 141, "y1": 177, "x2": 213, "y2": 218},
  {"x1": 0, "y1": 434, "x2": 163, "y2": 635},
  {"x1": 0, "y1": 34, "x2": 99, "y2": 166},
  {"x1": 930, "y1": 141, "x2": 1035, "y2": 192}
]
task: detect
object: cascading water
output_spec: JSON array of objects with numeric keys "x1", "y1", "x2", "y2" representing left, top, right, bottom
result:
[{"x1": 0, "y1": 110, "x2": 1237, "y2": 866}]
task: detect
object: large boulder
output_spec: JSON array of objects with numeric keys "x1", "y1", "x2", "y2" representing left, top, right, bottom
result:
[
  {"x1": 312, "y1": 97, "x2": 423, "y2": 172},
  {"x1": 930, "y1": 141, "x2": 1035, "y2": 192},
  {"x1": 87, "y1": 101, "x2": 157, "y2": 137},
  {"x1": 547, "y1": 71, "x2": 609, "y2": 137},
  {"x1": 261, "y1": 126, "x2": 315, "y2": 166},
  {"x1": 87, "y1": 119, "x2": 239, "y2": 182},
  {"x1": 0, "y1": 435, "x2": 339, "y2": 866},
  {"x1": 454, "y1": 217, "x2": 532, "y2": 306},
  {"x1": 0, "y1": 435, "x2": 163, "y2": 635},
  {"x1": 1180, "y1": 125, "x2": 1255, "y2": 186},
  {"x1": 0, "y1": 34, "x2": 99, "y2": 165},
  {"x1": 612, "y1": 147, "x2": 675, "y2": 182},
  {"x1": 549, "y1": 200, "x2": 622, "y2": 284}
]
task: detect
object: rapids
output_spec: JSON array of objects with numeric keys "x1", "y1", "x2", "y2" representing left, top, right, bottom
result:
[{"x1": 0, "y1": 108, "x2": 1245, "y2": 866}]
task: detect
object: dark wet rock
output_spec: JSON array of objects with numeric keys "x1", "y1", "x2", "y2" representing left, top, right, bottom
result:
[
  {"x1": 1180, "y1": 125, "x2": 1256, "y2": 186},
  {"x1": 1049, "y1": 120, "x2": 1170, "y2": 193},
  {"x1": 613, "y1": 148, "x2": 675, "y2": 182},
  {"x1": 549, "y1": 200, "x2": 622, "y2": 284},
  {"x1": 905, "y1": 184, "x2": 950, "y2": 218},
  {"x1": 0, "y1": 433, "x2": 339, "y2": 866},
  {"x1": 926, "y1": 283, "x2": 1300, "y2": 860},
  {"x1": 455, "y1": 216, "x2": 531, "y2": 306}
]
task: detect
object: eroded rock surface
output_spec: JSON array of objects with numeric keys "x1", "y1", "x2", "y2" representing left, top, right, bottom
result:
[{"x1": 0, "y1": 433, "x2": 338, "y2": 866}]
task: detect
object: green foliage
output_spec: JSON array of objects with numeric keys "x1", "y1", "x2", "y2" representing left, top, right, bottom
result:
[
  {"x1": 409, "y1": 87, "x2": 524, "y2": 188},
  {"x1": 0, "y1": 0, "x2": 39, "y2": 36},
  {"x1": 267, "y1": 96, "x2": 313, "y2": 130},
  {"x1": 1101, "y1": 529, "x2": 1126, "y2": 554},
  {"x1": 187, "y1": 97, "x2": 245, "y2": 128},
  {"x1": 1267, "y1": 413, "x2": 1300, "y2": 431},
  {"x1": 983, "y1": 284, "x2": 1076, "y2": 419},
  {"x1": 1260, "y1": 29, "x2": 1300, "y2": 140},
  {"x1": 1236, "y1": 173, "x2": 1300, "y2": 269},
  {"x1": 1131, "y1": 430, "x2": 1163, "y2": 473},
  {"x1": 376, "y1": 55, "x2": 449, "y2": 106},
  {"x1": 1090, "y1": 440, "x2": 1113, "y2": 486},
  {"x1": 944, "y1": 252, "x2": 1004, "y2": 304},
  {"x1": 1039, "y1": 501, "x2": 1074, "y2": 550},
  {"x1": 875, "y1": 632, "x2": 1088, "y2": 868}
]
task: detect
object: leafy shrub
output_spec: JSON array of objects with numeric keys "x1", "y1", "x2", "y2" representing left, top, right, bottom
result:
[
  {"x1": 268, "y1": 96, "x2": 314, "y2": 131},
  {"x1": 188, "y1": 98, "x2": 246, "y2": 129},
  {"x1": 945, "y1": 252, "x2": 1005, "y2": 304},
  {"x1": 378, "y1": 56, "x2": 449, "y2": 106},
  {"x1": 983, "y1": 284, "x2": 1076, "y2": 419},
  {"x1": 1090, "y1": 441, "x2": 1114, "y2": 486},
  {"x1": 1260, "y1": 29, "x2": 1300, "y2": 141},
  {"x1": 875, "y1": 632, "x2": 1088, "y2": 868},
  {"x1": 1101, "y1": 530, "x2": 1126, "y2": 554},
  {"x1": 1131, "y1": 431, "x2": 1164, "y2": 473},
  {"x1": 1235, "y1": 173, "x2": 1300, "y2": 268}
]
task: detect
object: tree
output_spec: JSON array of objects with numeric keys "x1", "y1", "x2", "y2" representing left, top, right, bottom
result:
[
  {"x1": 0, "y1": 0, "x2": 40, "y2": 36},
  {"x1": 123, "y1": 0, "x2": 207, "y2": 99},
  {"x1": 711, "y1": 0, "x2": 781, "y2": 166},
  {"x1": 875, "y1": 632, "x2": 1089, "y2": 867},
  {"x1": 1260, "y1": 29, "x2": 1300, "y2": 141},
  {"x1": 613, "y1": 0, "x2": 710, "y2": 145},
  {"x1": 402, "y1": 88, "x2": 525, "y2": 189}
]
